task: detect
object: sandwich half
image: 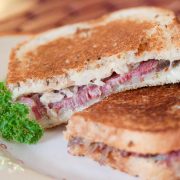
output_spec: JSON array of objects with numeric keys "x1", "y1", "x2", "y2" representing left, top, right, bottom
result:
[
  {"x1": 7, "y1": 7, "x2": 180, "y2": 128},
  {"x1": 65, "y1": 84, "x2": 180, "y2": 180}
]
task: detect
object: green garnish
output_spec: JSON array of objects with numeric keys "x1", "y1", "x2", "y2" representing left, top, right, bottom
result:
[{"x1": 0, "y1": 82, "x2": 43, "y2": 144}]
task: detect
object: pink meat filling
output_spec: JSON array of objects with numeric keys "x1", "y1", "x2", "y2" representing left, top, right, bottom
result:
[
  {"x1": 50, "y1": 59, "x2": 158, "y2": 111},
  {"x1": 20, "y1": 94, "x2": 47, "y2": 120},
  {"x1": 68, "y1": 137, "x2": 180, "y2": 166},
  {"x1": 19, "y1": 59, "x2": 168, "y2": 120}
]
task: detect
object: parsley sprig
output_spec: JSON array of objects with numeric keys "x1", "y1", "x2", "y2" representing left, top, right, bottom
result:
[{"x1": 0, "y1": 82, "x2": 43, "y2": 144}]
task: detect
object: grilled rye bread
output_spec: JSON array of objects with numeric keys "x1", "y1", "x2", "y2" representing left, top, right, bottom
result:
[
  {"x1": 65, "y1": 84, "x2": 180, "y2": 179},
  {"x1": 7, "y1": 7, "x2": 180, "y2": 128}
]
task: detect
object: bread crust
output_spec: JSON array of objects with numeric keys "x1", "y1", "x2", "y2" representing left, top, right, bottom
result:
[
  {"x1": 65, "y1": 84, "x2": 180, "y2": 154},
  {"x1": 7, "y1": 7, "x2": 180, "y2": 98}
]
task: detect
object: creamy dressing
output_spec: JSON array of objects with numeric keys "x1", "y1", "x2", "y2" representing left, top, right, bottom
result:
[
  {"x1": 167, "y1": 63, "x2": 180, "y2": 81},
  {"x1": 40, "y1": 92, "x2": 65, "y2": 107},
  {"x1": 40, "y1": 62, "x2": 180, "y2": 109},
  {"x1": 69, "y1": 56, "x2": 129, "y2": 86}
]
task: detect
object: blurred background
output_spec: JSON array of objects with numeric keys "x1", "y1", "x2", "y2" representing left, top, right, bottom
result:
[{"x1": 0, "y1": 0, "x2": 180, "y2": 34}]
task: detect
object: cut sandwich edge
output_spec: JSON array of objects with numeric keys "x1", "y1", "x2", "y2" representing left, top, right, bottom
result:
[
  {"x1": 19, "y1": 73, "x2": 180, "y2": 129},
  {"x1": 67, "y1": 139, "x2": 179, "y2": 180},
  {"x1": 8, "y1": 56, "x2": 180, "y2": 100}
]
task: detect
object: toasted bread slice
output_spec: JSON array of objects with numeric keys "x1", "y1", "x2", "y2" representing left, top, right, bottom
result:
[
  {"x1": 6, "y1": 7, "x2": 180, "y2": 128},
  {"x1": 65, "y1": 84, "x2": 180, "y2": 154},
  {"x1": 7, "y1": 7, "x2": 180, "y2": 99},
  {"x1": 65, "y1": 84, "x2": 180, "y2": 179}
]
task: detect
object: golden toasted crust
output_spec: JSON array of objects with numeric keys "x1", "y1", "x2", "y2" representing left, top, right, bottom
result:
[
  {"x1": 69, "y1": 143, "x2": 179, "y2": 180},
  {"x1": 65, "y1": 84, "x2": 180, "y2": 154},
  {"x1": 7, "y1": 21, "x2": 152, "y2": 83},
  {"x1": 73, "y1": 84, "x2": 180, "y2": 131},
  {"x1": 7, "y1": 7, "x2": 180, "y2": 85}
]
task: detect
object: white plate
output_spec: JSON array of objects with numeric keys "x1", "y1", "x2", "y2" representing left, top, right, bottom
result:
[{"x1": 0, "y1": 35, "x2": 136, "y2": 180}]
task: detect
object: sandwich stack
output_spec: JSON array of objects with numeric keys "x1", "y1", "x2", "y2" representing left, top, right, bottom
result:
[
  {"x1": 7, "y1": 6, "x2": 180, "y2": 180},
  {"x1": 7, "y1": 7, "x2": 180, "y2": 128},
  {"x1": 65, "y1": 84, "x2": 180, "y2": 180}
]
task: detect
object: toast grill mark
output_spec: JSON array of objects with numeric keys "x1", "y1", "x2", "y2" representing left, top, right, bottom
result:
[{"x1": 18, "y1": 59, "x2": 173, "y2": 121}]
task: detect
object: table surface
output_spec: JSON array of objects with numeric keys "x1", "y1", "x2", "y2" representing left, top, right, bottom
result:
[{"x1": 0, "y1": 0, "x2": 180, "y2": 34}]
